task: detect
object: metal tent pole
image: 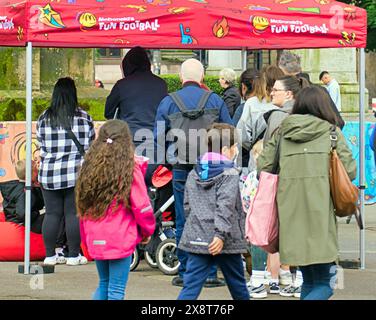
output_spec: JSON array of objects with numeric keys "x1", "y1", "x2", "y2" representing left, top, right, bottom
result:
[
  {"x1": 359, "y1": 48, "x2": 366, "y2": 270},
  {"x1": 23, "y1": 41, "x2": 33, "y2": 275},
  {"x1": 242, "y1": 48, "x2": 247, "y2": 70}
]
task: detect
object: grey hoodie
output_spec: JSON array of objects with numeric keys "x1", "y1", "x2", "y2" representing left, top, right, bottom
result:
[{"x1": 178, "y1": 168, "x2": 247, "y2": 255}]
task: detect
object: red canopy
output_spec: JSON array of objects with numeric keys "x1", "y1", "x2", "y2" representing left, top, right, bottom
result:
[{"x1": 0, "y1": 0, "x2": 367, "y2": 49}]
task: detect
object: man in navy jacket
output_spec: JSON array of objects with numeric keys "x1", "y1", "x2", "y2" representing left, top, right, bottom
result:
[{"x1": 105, "y1": 46, "x2": 168, "y2": 149}]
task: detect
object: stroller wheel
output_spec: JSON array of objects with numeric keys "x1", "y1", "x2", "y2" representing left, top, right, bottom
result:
[
  {"x1": 130, "y1": 248, "x2": 140, "y2": 272},
  {"x1": 145, "y1": 251, "x2": 158, "y2": 268},
  {"x1": 156, "y1": 239, "x2": 180, "y2": 275}
]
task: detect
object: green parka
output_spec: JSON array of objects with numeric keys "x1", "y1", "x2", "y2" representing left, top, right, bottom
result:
[{"x1": 257, "y1": 114, "x2": 356, "y2": 266}]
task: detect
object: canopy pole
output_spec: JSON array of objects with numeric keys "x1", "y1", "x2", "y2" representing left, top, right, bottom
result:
[
  {"x1": 359, "y1": 48, "x2": 366, "y2": 270},
  {"x1": 24, "y1": 41, "x2": 33, "y2": 275},
  {"x1": 241, "y1": 49, "x2": 247, "y2": 70}
]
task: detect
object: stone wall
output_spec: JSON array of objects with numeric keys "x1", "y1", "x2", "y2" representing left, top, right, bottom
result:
[
  {"x1": 366, "y1": 51, "x2": 376, "y2": 105},
  {"x1": 294, "y1": 48, "x2": 369, "y2": 112}
]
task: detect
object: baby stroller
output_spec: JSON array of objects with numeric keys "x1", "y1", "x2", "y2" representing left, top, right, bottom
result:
[{"x1": 130, "y1": 165, "x2": 180, "y2": 275}]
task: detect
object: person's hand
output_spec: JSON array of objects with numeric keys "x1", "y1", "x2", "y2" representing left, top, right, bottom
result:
[
  {"x1": 140, "y1": 236, "x2": 151, "y2": 245},
  {"x1": 208, "y1": 237, "x2": 224, "y2": 256}
]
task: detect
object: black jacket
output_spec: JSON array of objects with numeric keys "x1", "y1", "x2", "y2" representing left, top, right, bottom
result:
[
  {"x1": 0, "y1": 180, "x2": 44, "y2": 225},
  {"x1": 222, "y1": 85, "x2": 241, "y2": 118}
]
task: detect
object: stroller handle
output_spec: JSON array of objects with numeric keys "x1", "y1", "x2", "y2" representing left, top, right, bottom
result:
[{"x1": 154, "y1": 195, "x2": 174, "y2": 219}]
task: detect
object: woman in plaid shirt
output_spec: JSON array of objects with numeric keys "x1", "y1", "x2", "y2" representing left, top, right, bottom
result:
[{"x1": 37, "y1": 77, "x2": 95, "y2": 266}]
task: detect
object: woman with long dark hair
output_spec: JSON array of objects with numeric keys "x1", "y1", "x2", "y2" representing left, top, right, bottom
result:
[
  {"x1": 37, "y1": 77, "x2": 95, "y2": 266},
  {"x1": 258, "y1": 86, "x2": 356, "y2": 300}
]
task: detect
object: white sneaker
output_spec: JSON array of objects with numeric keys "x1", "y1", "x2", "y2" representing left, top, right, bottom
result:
[
  {"x1": 248, "y1": 283, "x2": 268, "y2": 299},
  {"x1": 280, "y1": 285, "x2": 300, "y2": 298},
  {"x1": 66, "y1": 254, "x2": 88, "y2": 266},
  {"x1": 55, "y1": 248, "x2": 66, "y2": 264},
  {"x1": 43, "y1": 255, "x2": 58, "y2": 265},
  {"x1": 279, "y1": 269, "x2": 292, "y2": 286}
]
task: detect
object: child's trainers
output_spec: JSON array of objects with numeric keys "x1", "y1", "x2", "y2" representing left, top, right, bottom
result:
[
  {"x1": 66, "y1": 254, "x2": 88, "y2": 266},
  {"x1": 293, "y1": 286, "x2": 301, "y2": 298},
  {"x1": 269, "y1": 282, "x2": 280, "y2": 294},
  {"x1": 248, "y1": 283, "x2": 268, "y2": 299},
  {"x1": 43, "y1": 255, "x2": 58, "y2": 266},
  {"x1": 280, "y1": 285, "x2": 299, "y2": 297}
]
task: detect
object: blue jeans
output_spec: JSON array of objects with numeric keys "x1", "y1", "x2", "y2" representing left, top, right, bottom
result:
[
  {"x1": 93, "y1": 256, "x2": 132, "y2": 300},
  {"x1": 299, "y1": 262, "x2": 337, "y2": 300},
  {"x1": 178, "y1": 253, "x2": 250, "y2": 300},
  {"x1": 173, "y1": 168, "x2": 217, "y2": 280}
]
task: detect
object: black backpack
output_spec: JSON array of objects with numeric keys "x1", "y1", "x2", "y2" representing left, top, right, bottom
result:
[{"x1": 167, "y1": 91, "x2": 219, "y2": 164}]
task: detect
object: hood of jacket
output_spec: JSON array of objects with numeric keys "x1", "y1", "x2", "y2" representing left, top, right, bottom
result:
[
  {"x1": 263, "y1": 99, "x2": 295, "y2": 123},
  {"x1": 122, "y1": 46, "x2": 151, "y2": 77},
  {"x1": 194, "y1": 152, "x2": 235, "y2": 187},
  {"x1": 280, "y1": 114, "x2": 332, "y2": 143}
]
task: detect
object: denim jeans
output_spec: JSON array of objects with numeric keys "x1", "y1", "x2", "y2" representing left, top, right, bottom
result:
[
  {"x1": 173, "y1": 168, "x2": 217, "y2": 280},
  {"x1": 299, "y1": 262, "x2": 337, "y2": 300},
  {"x1": 93, "y1": 256, "x2": 132, "y2": 300},
  {"x1": 178, "y1": 253, "x2": 250, "y2": 300}
]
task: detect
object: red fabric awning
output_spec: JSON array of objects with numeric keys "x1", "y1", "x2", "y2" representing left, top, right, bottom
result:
[{"x1": 0, "y1": 0, "x2": 367, "y2": 49}]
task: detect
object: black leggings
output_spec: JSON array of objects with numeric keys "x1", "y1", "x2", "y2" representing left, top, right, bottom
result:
[{"x1": 41, "y1": 187, "x2": 80, "y2": 257}]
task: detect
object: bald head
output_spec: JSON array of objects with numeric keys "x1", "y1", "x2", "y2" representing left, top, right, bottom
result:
[{"x1": 180, "y1": 58, "x2": 204, "y2": 84}]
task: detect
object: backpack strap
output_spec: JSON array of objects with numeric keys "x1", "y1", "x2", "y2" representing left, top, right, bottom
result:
[
  {"x1": 169, "y1": 92, "x2": 188, "y2": 113},
  {"x1": 196, "y1": 91, "x2": 213, "y2": 111},
  {"x1": 169, "y1": 91, "x2": 213, "y2": 113},
  {"x1": 67, "y1": 129, "x2": 85, "y2": 157}
]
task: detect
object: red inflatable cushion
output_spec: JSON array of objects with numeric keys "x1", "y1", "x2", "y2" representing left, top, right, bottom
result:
[
  {"x1": 0, "y1": 212, "x2": 5, "y2": 222},
  {"x1": 0, "y1": 222, "x2": 45, "y2": 261}
]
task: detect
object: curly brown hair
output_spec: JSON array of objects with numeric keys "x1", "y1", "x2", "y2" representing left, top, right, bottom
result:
[{"x1": 76, "y1": 120, "x2": 135, "y2": 220}]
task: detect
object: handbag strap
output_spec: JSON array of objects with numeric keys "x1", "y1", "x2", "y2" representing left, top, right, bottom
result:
[
  {"x1": 67, "y1": 129, "x2": 85, "y2": 157},
  {"x1": 271, "y1": 132, "x2": 282, "y2": 174},
  {"x1": 330, "y1": 125, "x2": 338, "y2": 150}
]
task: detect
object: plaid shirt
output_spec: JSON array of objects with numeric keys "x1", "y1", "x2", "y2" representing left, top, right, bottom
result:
[{"x1": 37, "y1": 108, "x2": 95, "y2": 190}]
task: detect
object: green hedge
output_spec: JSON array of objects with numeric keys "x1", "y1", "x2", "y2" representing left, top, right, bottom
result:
[
  {"x1": 160, "y1": 74, "x2": 226, "y2": 95},
  {"x1": 0, "y1": 98, "x2": 107, "y2": 121},
  {"x1": 0, "y1": 75, "x2": 229, "y2": 121}
]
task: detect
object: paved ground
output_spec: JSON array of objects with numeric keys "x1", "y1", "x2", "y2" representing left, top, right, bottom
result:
[{"x1": 0, "y1": 205, "x2": 375, "y2": 300}]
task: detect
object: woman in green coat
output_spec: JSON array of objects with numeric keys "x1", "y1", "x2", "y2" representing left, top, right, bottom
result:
[{"x1": 257, "y1": 86, "x2": 356, "y2": 300}]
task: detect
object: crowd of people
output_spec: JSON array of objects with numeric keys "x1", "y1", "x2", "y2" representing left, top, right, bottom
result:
[{"x1": 0, "y1": 47, "x2": 356, "y2": 301}]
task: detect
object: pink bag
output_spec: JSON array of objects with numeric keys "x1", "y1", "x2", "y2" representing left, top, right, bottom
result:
[
  {"x1": 245, "y1": 133, "x2": 282, "y2": 254},
  {"x1": 245, "y1": 171, "x2": 279, "y2": 254}
]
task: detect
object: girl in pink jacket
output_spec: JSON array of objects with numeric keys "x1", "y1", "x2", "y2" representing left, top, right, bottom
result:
[{"x1": 76, "y1": 120, "x2": 155, "y2": 300}]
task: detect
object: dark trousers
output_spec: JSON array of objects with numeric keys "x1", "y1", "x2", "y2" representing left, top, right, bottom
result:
[
  {"x1": 41, "y1": 187, "x2": 80, "y2": 257},
  {"x1": 178, "y1": 253, "x2": 250, "y2": 300},
  {"x1": 172, "y1": 168, "x2": 217, "y2": 280}
]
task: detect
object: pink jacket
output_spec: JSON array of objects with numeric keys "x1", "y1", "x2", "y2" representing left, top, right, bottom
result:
[{"x1": 79, "y1": 157, "x2": 155, "y2": 260}]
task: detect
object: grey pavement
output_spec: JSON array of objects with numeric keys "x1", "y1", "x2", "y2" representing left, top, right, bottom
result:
[{"x1": 0, "y1": 205, "x2": 375, "y2": 300}]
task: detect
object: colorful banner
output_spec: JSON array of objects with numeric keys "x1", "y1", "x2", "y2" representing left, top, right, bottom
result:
[
  {"x1": 342, "y1": 121, "x2": 376, "y2": 205},
  {"x1": 0, "y1": 0, "x2": 368, "y2": 49},
  {"x1": 0, "y1": 121, "x2": 104, "y2": 205}
]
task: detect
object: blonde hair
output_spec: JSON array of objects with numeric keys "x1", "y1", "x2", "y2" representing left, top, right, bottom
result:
[
  {"x1": 15, "y1": 160, "x2": 26, "y2": 180},
  {"x1": 251, "y1": 72, "x2": 269, "y2": 103},
  {"x1": 219, "y1": 68, "x2": 237, "y2": 86}
]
